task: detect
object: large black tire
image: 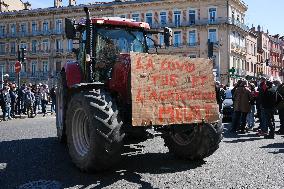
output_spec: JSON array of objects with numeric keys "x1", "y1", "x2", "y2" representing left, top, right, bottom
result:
[
  {"x1": 56, "y1": 71, "x2": 67, "y2": 143},
  {"x1": 163, "y1": 122, "x2": 223, "y2": 160},
  {"x1": 66, "y1": 89, "x2": 124, "y2": 172}
]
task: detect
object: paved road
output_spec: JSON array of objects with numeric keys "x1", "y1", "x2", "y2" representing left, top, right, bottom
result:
[{"x1": 0, "y1": 115, "x2": 283, "y2": 189}]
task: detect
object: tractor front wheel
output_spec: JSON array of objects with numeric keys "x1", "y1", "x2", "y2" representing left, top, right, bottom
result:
[{"x1": 66, "y1": 89, "x2": 124, "y2": 172}]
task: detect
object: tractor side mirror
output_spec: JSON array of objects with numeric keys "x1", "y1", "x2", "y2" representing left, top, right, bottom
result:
[
  {"x1": 164, "y1": 27, "x2": 173, "y2": 47},
  {"x1": 65, "y1": 18, "x2": 76, "y2": 39}
]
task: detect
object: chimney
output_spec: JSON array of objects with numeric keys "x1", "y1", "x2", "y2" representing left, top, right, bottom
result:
[
  {"x1": 54, "y1": 0, "x2": 62, "y2": 8},
  {"x1": 257, "y1": 25, "x2": 261, "y2": 32},
  {"x1": 69, "y1": 0, "x2": 76, "y2": 6}
]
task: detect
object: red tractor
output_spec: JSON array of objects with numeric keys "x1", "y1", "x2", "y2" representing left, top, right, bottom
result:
[{"x1": 56, "y1": 7, "x2": 223, "y2": 172}]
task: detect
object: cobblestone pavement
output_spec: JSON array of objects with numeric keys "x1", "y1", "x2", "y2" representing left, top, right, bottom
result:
[{"x1": 0, "y1": 115, "x2": 283, "y2": 189}]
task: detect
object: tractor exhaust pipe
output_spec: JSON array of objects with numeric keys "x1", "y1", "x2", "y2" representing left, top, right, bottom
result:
[{"x1": 83, "y1": 7, "x2": 93, "y2": 82}]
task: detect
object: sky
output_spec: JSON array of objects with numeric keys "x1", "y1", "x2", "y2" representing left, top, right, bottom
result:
[{"x1": 28, "y1": 0, "x2": 283, "y2": 36}]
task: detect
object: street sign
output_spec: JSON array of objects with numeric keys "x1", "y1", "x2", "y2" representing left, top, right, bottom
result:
[{"x1": 15, "y1": 61, "x2": 22, "y2": 73}]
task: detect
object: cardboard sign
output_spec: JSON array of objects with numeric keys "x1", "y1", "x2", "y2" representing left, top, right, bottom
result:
[{"x1": 131, "y1": 53, "x2": 219, "y2": 126}]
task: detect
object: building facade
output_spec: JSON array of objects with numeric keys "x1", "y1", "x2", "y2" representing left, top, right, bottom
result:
[
  {"x1": 255, "y1": 26, "x2": 272, "y2": 79},
  {"x1": 0, "y1": 0, "x2": 283, "y2": 86},
  {"x1": 245, "y1": 30, "x2": 257, "y2": 79},
  {"x1": 269, "y1": 34, "x2": 282, "y2": 81}
]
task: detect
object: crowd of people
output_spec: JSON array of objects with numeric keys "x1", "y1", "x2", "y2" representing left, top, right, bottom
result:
[
  {"x1": 216, "y1": 77, "x2": 284, "y2": 139},
  {"x1": 0, "y1": 83, "x2": 56, "y2": 121}
]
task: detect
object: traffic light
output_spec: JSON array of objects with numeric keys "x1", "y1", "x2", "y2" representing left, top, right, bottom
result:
[
  {"x1": 265, "y1": 59, "x2": 270, "y2": 66},
  {"x1": 164, "y1": 27, "x2": 173, "y2": 47},
  {"x1": 229, "y1": 67, "x2": 235, "y2": 76},
  {"x1": 20, "y1": 48, "x2": 27, "y2": 62},
  {"x1": 208, "y1": 39, "x2": 214, "y2": 58}
]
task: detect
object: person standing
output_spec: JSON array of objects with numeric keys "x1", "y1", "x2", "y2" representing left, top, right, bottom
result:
[
  {"x1": 215, "y1": 81, "x2": 226, "y2": 113},
  {"x1": 258, "y1": 81, "x2": 277, "y2": 138},
  {"x1": 275, "y1": 81, "x2": 284, "y2": 134},
  {"x1": 231, "y1": 80, "x2": 252, "y2": 133},
  {"x1": 9, "y1": 83, "x2": 17, "y2": 118},
  {"x1": 0, "y1": 86, "x2": 12, "y2": 121},
  {"x1": 24, "y1": 87, "x2": 35, "y2": 118},
  {"x1": 257, "y1": 77, "x2": 267, "y2": 132},
  {"x1": 50, "y1": 86, "x2": 56, "y2": 114},
  {"x1": 246, "y1": 83, "x2": 257, "y2": 130},
  {"x1": 41, "y1": 84, "x2": 49, "y2": 116}
]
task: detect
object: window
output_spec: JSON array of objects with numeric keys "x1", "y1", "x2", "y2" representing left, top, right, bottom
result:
[
  {"x1": 188, "y1": 30, "x2": 196, "y2": 46},
  {"x1": 9, "y1": 62, "x2": 15, "y2": 73},
  {"x1": 32, "y1": 21, "x2": 37, "y2": 34},
  {"x1": 0, "y1": 25, "x2": 5, "y2": 37},
  {"x1": 42, "y1": 39, "x2": 49, "y2": 52},
  {"x1": 208, "y1": 29, "x2": 217, "y2": 43},
  {"x1": 146, "y1": 34, "x2": 154, "y2": 48},
  {"x1": 10, "y1": 24, "x2": 16, "y2": 35},
  {"x1": 132, "y1": 14, "x2": 140, "y2": 22},
  {"x1": 159, "y1": 34, "x2": 164, "y2": 46},
  {"x1": 174, "y1": 31, "x2": 181, "y2": 47},
  {"x1": 209, "y1": 8, "x2": 217, "y2": 23},
  {"x1": 56, "y1": 39, "x2": 63, "y2": 52},
  {"x1": 189, "y1": 10, "x2": 196, "y2": 25},
  {"x1": 20, "y1": 43, "x2": 27, "y2": 49},
  {"x1": 120, "y1": 15, "x2": 126, "y2": 18},
  {"x1": 55, "y1": 19, "x2": 62, "y2": 33},
  {"x1": 160, "y1": 12, "x2": 167, "y2": 26},
  {"x1": 20, "y1": 23, "x2": 27, "y2": 34},
  {"x1": 174, "y1": 11, "x2": 181, "y2": 27},
  {"x1": 146, "y1": 13, "x2": 153, "y2": 26},
  {"x1": 10, "y1": 42, "x2": 16, "y2": 54},
  {"x1": 0, "y1": 43, "x2": 5, "y2": 55},
  {"x1": 43, "y1": 61, "x2": 48, "y2": 73},
  {"x1": 43, "y1": 20, "x2": 49, "y2": 32},
  {"x1": 67, "y1": 39, "x2": 73, "y2": 52},
  {"x1": 31, "y1": 61, "x2": 37, "y2": 75},
  {"x1": 189, "y1": 54, "x2": 197, "y2": 58},
  {"x1": 32, "y1": 40, "x2": 37, "y2": 53}
]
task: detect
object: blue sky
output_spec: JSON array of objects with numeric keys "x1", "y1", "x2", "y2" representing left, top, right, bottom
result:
[{"x1": 28, "y1": 0, "x2": 283, "y2": 36}]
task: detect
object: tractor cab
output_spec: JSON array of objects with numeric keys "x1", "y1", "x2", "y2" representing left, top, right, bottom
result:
[{"x1": 65, "y1": 8, "x2": 171, "y2": 85}]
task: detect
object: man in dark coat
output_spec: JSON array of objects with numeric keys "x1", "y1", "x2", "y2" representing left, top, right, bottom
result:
[
  {"x1": 275, "y1": 82, "x2": 284, "y2": 134},
  {"x1": 258, "y1": 81, "x2": 277, "y2": 138}
]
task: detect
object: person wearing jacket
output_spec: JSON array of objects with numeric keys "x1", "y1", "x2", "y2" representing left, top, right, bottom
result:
[
  {"x1": 246, "y1": 83, "x2": 257, "y2": 129},
  {"x1": 40, "y1": 84, "x2": 49, "y2": 116},
  {"x1": 0, "y1": 86, "x2": 12, "y2": 121},
  {"x1": 275, "y1": 82, "x2": 284, "y2": 134},
  {"x1": 9, "y1": 83, "x2": 17, "y2": 118},
  {"x1": 24, "y1": 87, "x2": 35, "y2": 118},
  {"x1": 231, "y1": 80, "x2": 252, "y2": 133},
  {"x1": 258, "y1": 81, "x2": 277, "y2": 138}
]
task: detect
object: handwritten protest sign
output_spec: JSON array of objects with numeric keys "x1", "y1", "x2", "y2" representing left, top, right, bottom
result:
[{"x1": 131, "y1": 53, "x2": 220, "y2": 126}]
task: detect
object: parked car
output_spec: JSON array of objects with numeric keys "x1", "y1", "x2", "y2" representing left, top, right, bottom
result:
[{"x1": 222, "y1": 88, "x2": 233, "y2": 121}]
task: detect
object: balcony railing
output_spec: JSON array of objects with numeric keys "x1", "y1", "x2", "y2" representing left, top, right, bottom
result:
[
  {"x1": 188, "y1": 42, "x2": 198, "y2": 47},
  {"x1": 0, "y1": 29, "x2": 65, "y2": 39},
  {"x1": 150, "y1": 17, "x2": 249, "y2": 31},
  {"x1": 3, "y1": 71, "x2": 57, "y2": 81}
]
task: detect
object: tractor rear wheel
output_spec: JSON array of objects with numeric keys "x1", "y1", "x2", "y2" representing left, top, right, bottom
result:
[
  {"x1": 163, "y1": 123, "x2": 223, "y2": 160},
  {"x1": 56, "y1": 71, "x2": 67, "y2": 143},
  {"x1": 66, "y1": 89, "x2": 124, "y2": 172}
]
